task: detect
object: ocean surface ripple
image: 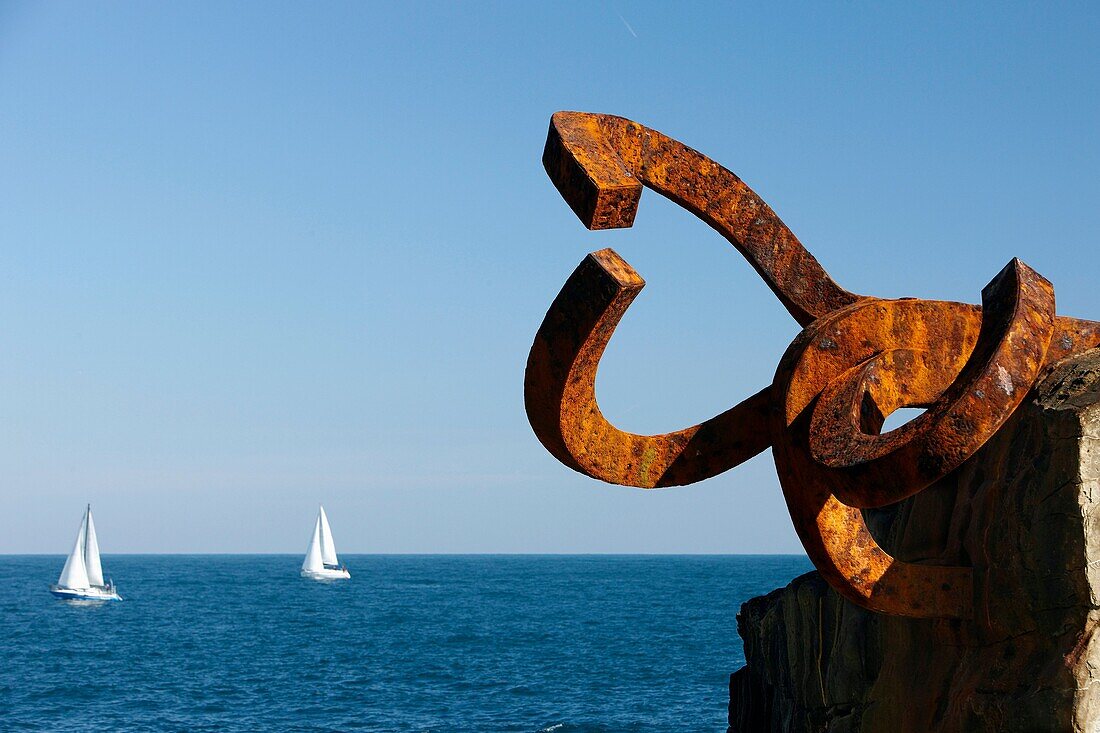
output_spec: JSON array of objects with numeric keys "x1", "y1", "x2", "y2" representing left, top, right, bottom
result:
[{"x1": 0, "y1": 555, "x2": 811, "y2": 731}]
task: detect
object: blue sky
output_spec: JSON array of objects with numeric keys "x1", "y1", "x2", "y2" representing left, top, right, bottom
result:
[{"x1": 1, "y1": 2, "x2": 1097, "y2": 553}]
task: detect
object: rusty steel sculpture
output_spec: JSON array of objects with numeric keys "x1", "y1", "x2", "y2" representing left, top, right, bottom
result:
[{"x1": 525, "y1": 111, "x2": 1100, "y2": 620}]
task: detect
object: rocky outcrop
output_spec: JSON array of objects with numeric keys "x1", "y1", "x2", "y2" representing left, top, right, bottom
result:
[{"x1": 729, "y1": 349, "x2": 1100, "y2": 733}]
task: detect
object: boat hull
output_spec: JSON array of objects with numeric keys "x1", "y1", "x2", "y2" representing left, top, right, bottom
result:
[
  {"x1": 50, "y1": 585, "x2": 122, "y2": 601},
  {"x1": 301, "y1": 567, "x2": 351, "y2": 580}
]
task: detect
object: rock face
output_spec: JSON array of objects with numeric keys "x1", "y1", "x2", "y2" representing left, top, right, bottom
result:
[{"x1": 729, "y1": 349, "x2": 1100, "y2": 733}]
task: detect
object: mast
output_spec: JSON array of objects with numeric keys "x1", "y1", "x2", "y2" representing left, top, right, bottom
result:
[
  {"x1": 318, "y1": 506, "x2": 338, "y2": 567},
  {"x1": 84, "y1": 505, "x2": 104, "y2": 587}
]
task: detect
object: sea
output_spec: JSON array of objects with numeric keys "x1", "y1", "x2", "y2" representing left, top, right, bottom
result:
[{"x1": 0, "y1": 555, "x2": 811, "y2": 732}]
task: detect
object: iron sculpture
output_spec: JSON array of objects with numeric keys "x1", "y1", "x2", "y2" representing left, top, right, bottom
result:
[{"x1": 525, "y1": 111, "x2": 1100, "y2": 619}]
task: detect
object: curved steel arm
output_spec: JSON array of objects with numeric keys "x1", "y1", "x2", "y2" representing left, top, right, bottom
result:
[
  {"x1": 772, "y1": 306, "x2": 975, "y2": 619},
  {"x1": 524, "y1": 248, "x2": 772, "y2": 488},
  {"x1": 544, "y1": 111, "x2": 862, "y2": 326},
  {"x1": 808, "y1": 259, "x2": 1056, "y2": 508}
]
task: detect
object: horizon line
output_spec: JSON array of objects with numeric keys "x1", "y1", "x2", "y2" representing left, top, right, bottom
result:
[{"x1": 0, "y1": 551, "x2": 811, "y2": 557}]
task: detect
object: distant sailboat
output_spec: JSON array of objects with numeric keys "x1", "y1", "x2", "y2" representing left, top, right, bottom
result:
[
  {"x1": 50, "y1": 505, "x2": 121, "y2": 601},
  {"x1": 301, "y1": 505, "x2": 350, "y2": 580}
]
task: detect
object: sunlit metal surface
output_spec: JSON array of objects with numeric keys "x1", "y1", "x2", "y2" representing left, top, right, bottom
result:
[{"x1": 525, "y1": 111, "x2": 1100, "y2": 619}]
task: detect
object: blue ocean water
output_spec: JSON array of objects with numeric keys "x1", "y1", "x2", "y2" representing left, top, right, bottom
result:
[{"x1": 0, "y1": 555, "x2": 810, "y2": 732}]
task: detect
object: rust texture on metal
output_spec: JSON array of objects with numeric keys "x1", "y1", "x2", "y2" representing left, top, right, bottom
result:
[
  {"x1": 524, "y1": 247, "x2": 772, "y2": 488},
  {"x1": 525, "y1": 110, "x2": 1100, "y2": 619}
]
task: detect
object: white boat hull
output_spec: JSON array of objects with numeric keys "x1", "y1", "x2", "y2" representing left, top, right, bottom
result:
[
  {"x1": 50, "y1": 585, "x2": 122, "y2": 601},
  {"x1": 301, "y1": 567, "x2": 351, "y2": 580}
]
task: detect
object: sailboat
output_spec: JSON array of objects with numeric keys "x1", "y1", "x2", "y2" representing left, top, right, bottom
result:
[
  {"x1": 301, "y1": 505, "x2": 350, "y2": 580},
  {"x1": 50, "y1": 505, "x2": 121, "y2": 601}
]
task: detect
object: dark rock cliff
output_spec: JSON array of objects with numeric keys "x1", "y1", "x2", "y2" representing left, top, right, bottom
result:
[{"x1": 730, "y1": 349, "x2": 1100, "y2": 733}]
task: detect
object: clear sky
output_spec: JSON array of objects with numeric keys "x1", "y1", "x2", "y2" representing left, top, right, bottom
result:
[{"x1": 1, "y1": 2, "x2": 1097, "y2": 553}]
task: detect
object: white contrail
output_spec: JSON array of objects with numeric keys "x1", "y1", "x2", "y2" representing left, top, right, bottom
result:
[{"x1": 617, "y1": 11, "x2": 638, "y2": 38}]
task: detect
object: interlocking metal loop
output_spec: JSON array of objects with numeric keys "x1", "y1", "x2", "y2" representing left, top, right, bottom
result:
[{"x1": 525, "y1": 111, "x2": 1100, "y2": 619}]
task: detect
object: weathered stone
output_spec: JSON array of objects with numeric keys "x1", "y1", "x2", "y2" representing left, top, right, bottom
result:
[{"x1": 730, "y1": 348, "x2": 1100, "y2": 733}]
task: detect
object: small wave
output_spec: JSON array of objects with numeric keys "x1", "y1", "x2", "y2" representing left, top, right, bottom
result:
[
  {"x1": 392, "y1": 578, "x2": 443, "y2": 587},
  {"x1": 507, "y1": 684, "x2": 538, "y2": 697},
  {"x1": 535, "y1": 724, "x2": 619, "y2": 733}
]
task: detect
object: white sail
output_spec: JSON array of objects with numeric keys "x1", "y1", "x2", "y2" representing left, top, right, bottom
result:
[
  {"x1": 84, "y1": 506, "x2": 104, "y2": 587},
  {"x1": 302, "y1": 515, "x2": 324, "y2": 572},
  {"x1": 57, "y1": 510, "x2": 90, "y2": 590},
  {"x1": 318, "y1": 506, "x2": 338, "y2": 566}
]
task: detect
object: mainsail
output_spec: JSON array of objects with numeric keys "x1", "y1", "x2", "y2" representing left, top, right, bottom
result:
[
  {"x1": 302, "y1": 514, "x2": 324, "y2": 573},
  {"x1": 57, "y1": 510, "x2": 90, "y2": 590},
  {"x1": 84, "y1": 506, "x2": 104, "y2": 587},
  {"x1": 318, "y1": 506, "x2": 338, "y2": 567}
]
